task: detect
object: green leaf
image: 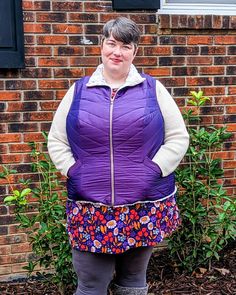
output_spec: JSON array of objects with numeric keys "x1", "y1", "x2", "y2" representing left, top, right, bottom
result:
[
  {"x1": 4, "y1": 195, "x2": 17, "y2": 203},
  {"x1": 20, "y1": 188, "x2": 32, "y2": 198}
]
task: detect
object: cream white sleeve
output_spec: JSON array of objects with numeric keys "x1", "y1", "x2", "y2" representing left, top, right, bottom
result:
[
  {"x1": 152, "y1": 80, "x2": 189, "y2": 177},
  {"x1": 47, "y1": 84, "x2": 76, "y2": 176}
]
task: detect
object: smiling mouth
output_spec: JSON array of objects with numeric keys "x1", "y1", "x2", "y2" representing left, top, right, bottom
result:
[{"x1": 110, "y1": 59, "x2": 122, "y2": 63}]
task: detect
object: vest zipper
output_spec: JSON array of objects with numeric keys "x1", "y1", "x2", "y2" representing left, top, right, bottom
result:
[{"x1": 109, "y1": 92, "x2": 116, "y2": 206}]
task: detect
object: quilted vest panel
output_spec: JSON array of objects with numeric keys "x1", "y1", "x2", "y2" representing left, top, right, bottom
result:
[{"x1": 66, "y1": 74, "x2": 175, "y2": 206}]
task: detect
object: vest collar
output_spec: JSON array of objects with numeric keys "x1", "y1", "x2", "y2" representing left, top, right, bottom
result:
[{"x1": 86, "y1": 64, "x2": 145, "y2": 88}]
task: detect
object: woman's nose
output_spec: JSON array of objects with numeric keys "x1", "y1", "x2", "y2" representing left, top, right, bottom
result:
[{"x1": 113, "y1": 46, "x2": 122, "y2": 56}]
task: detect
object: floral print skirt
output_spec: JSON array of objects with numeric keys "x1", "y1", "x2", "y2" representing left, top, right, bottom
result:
[{"x1": 66, "y1": 195, "x2": 181, "y2": 254}]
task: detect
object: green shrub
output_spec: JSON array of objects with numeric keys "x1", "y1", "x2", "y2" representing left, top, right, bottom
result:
[
  {"x1": 2, "y1": 132, "x2": 76, "y2": 295},
  {"x1": 167, "y1": 91, "x2": 236, "y2": 272}
]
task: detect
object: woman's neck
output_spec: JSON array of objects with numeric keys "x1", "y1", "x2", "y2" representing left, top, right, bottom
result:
[{"x1": 103, "y1": 69, "x2": 128, "y2": 88}]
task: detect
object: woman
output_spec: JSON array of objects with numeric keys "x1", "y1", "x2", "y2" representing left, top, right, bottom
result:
[{"x1": 48, "y1": 17, "x2": 189, "y2": 295}]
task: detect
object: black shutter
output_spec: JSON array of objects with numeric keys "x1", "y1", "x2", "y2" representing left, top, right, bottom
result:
[
  {"x1": 0, "y1": 0, "x2": 25, "y2": 68},
  {"x1": 112, "y1": 0, "x2": 160, "y2": 10}
]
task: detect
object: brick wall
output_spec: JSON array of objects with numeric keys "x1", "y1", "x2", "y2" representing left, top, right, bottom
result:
[{"x1": 0, "y1": 0, "x2": 235, "y2": 280}]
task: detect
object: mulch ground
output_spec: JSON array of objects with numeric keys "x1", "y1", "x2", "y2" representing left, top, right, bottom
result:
[{"x1": 1, "y1": 241, "x2": 235, "y2": 295}]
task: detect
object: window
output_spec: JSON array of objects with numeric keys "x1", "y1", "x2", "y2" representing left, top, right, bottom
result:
[
  {"x1": 159, "y1": 0, "x2": 236, "y2": 15},
  {"x1": 0, "y1": 0, "x2": 25, "y2": 68}
]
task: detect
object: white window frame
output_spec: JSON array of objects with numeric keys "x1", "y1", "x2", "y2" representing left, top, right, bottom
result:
[{"x1": 158, "y1": 0, "x2": 236, "y2": 15}]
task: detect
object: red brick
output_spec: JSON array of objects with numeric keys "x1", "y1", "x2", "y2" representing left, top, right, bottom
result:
[
  {"x1": 215, "y1": 56, "x2": 236, "y2": 65},
  {"x1": 227, "y1": 124, "x2": 236, "y2": 132},
  {"x1": 224, "y1": 178, "x2": 236, "y2": 187},
  {"x1": 215, "y1": 36, "x2": 236, "y2": 44},
  {"x1": 158, "y1": 15, "x2": 170, "y2": 29},
  {"x1": 0, "y1": 145, "x2": 7, "y2": 154},
  {"x1": 172, "y1": 67, "x2": 198, "y2": 76},
  {"x1": 228, "y1": 87, "x2": 236, "y2": 95},
  {"x1": 0, "y1": 92, "x2": 21, "y2": 101},
  {"x1": 145, "y1": 68, "x2": 171, "y2": 77},
  {"x1": 84, "y1": 2, "x2": 112, "y2": 12},
  {"x1": 23, "y1": 11, "x2": 35, "y2": 22},
  {"x1": 0, "y1": 234, "x2": 27, "y2": 245},
  {"x1": 212, "y1": 15, "x2": 222, "y2": 29},
  {"x1": 145, "y1": 24, "x2": 157, "y2": 34},
  {"x1": 38, "y1": 57, "x2": 68, "y2": 67},
  {"x1": 25, "y1": 46, "x2": 52, "y2": 56},
  {"x1": 0, "y1": 246, "x2": 11, "y2": 255},
  {"x1": 11, "y1": 254, "x2": 28, "y2": 264},
  {"x1": 212, "y1": 151, "x2": 235, "y2": 160},
  {"x1": 159, "y1": 57, "x2": 185, "y2": 66},
  {"x1": 38, "y1": 80, "x2": 69, "y2": 89},
  {"x1": 131, "y1": 14, "x2": 156, "y2": 24},
  {"x1": 187, "y1": 56, "x2": 212, "y2": 65},
  {"x1": 40, "y1": 101, "x2": 60, "y2": 111},
  {"x1": 0, "y1": 266, "x2": 11, "y2": 275},
  {"x1": 69, "y1": 13, "x2": 98, "y2": 23},
  {"x1": 215, "y1": 96, "x2": 236, "y2": 104},
  {"x1": 7, "y1": 102, "x2": 37, "y2": 112},
  {"x1": 9, "y1": 144, "x2": 32, "y2": 153},
  {"x1": 0, "y1": 134, "x2": 21, "y2": 143},
  {"x1": 12, "y1": 263, "x2": 28, "y2": 273},
  {"x1": 23, "y1": 1, "x2": 50, "y2": 11},
  {"x1": 36, "y1": 13, "x2": 66, "y2": 23},
  {"x1": 54, "y1": 68, "x2": 83, "y2": 78},
  {"x1": 34, "y1": 1, "x2": 51, "y2": 10},
  {"x1": 159, "y1": 36, "x2": 186, "y2": 45},
  {"x1": 187, "y1": 77, "x2": 213, "y2": 86},
  {"x1": 201, "y1": 46, "x2": 226, "y2": 55},
  {"x1": 187, "y1": 36, "x2": 213, "y2": 45},
  {"x1": 37, "y1": 35, "x2": 67, "y2": 45},
  {"x1": 25, "y1": 57, "x2": 36, "y2": 67},
  {"x1": 134, "y1": 57, "x2": 157, "y2": 66},
  {"x1": 144, "y1": 47, "x2": 171, "y2": 56},
  {"x1": 11, "y1": 242, "x2": 32, "y2": 254},
  {"x1": 52, "y1": 24, "x2": 83, "y2": 34},
  {"x1": 199, "y1": 66, "x2": 224, "y2": 75},
  {"x1": 70, "y1": 57, "x2": 99, "y2": 67},
  {"x1": 21, "y1": 68, "x2": 52, "y2": 78},
  {"x1": 69, "y1": 35, "x2": 99, "y2": 45},
  {"x1": 227, "y1": 106, "x2": 236, "y2": 114},
  {"x1": 24, "y1": 35, "x2": 35, "y2": 45},
  {"x1": 214, "y1": 77, "x2": 236, "y2": 85},
  {"x1": 85, "y1": 46, "x2": 101, "y2": 56},
  {"x1": 55, "y1": 90, "x2": 67, "y2": 100},
  {"x1": 201, "y1": 87, "x2": 225, "y2": 96},
  {"x1": 52, "y1": 1, "x2": 81, "y2": 11},
  {"x1": 23, "y1": 132, "x2": 47, "y2": 142},
  {"x1": 23, "y1": 112, "x2": 53, "y2": 122},
  {"x1": 159, "y1": 78, "x2": 185, "y2": 87},
  {"x1": 85, "y1": 24, "x2": 103, "y2": 35},
  {"x1": 84, "y1": 68, "x2": 97, "y2": 76},
  {"x1": 140, "y1": 36, "x2": 157, "y2": 45},
  {"x1": 0, "y1": 155, "x2": 23, "y2": 164},
  {"x1": 24, "y1": 23, "x2": 51, "y2": 34},
  {"x1": 22, "y1": 0, "x2": 33, "y2": 10},
  {"x1": 24, "y1": 91, "x2": 54, "y2": 100},
  {"x1": 5, "y1": 80, "x2": 36, "y2": 90},
  {"x1": 54, "y1": 46, "x2": 84, "y2": 56},
  {"x1": 0, "y1": 256, "x2": 11, "y2": 265}
]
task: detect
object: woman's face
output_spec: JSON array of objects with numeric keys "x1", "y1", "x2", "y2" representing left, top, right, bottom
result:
[{"x1": 101, "y1": 34, "x2": 137, "y2": 76}]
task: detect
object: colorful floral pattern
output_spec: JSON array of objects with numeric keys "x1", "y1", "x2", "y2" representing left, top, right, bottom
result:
[{"x1": 66, "y1": 195, "x2": 181, "y2": 254}]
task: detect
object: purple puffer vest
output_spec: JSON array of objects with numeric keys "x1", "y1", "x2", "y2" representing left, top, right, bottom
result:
[{"x1": 66, "y1": 74, "x2": 175, "y2": 206}]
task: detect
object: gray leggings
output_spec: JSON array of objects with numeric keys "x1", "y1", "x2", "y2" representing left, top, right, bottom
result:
[{"x1": 72, "y1": 246, "x2": 153, "y2": 295}]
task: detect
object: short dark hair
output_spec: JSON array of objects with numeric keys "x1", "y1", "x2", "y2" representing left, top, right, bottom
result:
[{"x1": 102, "y1": 17, "x2": 141, "y2": 48}]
